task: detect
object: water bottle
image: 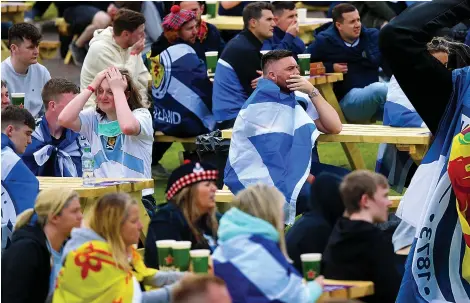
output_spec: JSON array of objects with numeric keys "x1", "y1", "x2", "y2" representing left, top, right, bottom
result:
[{"x1": 82, "y1": 147, "x2": 95, "y2": 187}]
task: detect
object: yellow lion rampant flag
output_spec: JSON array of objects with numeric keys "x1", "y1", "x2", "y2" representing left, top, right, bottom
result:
[{"x1": 53, "y1": 241, "x2": 156, "y2": 303}]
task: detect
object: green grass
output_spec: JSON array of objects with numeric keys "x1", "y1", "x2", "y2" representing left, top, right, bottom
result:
[{"x1": 153, "y1": 141, "x2": 400, "y2": 203}]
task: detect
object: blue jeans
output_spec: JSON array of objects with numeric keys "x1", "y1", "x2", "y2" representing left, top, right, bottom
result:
[{"x1": 340, "y1": 82, "x2": 388, "y2": 123}]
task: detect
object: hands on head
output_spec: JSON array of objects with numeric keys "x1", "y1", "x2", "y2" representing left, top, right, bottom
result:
[{"x1": 90, "y1": 66, "x2": 128, "y2": 93}]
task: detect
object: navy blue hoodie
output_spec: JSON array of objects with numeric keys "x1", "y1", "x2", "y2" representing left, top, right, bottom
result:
[{"x1": 306, "y1": 24, "x2": 383, "y2": 101}]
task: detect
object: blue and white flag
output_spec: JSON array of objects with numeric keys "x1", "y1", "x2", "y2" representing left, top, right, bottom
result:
[
  {"x1": 22, "y1": 117, "x2": 87, "y2": 177},
  {"x1": 148, "y1": 43, "x2": 215, "y2": 137},
  {"x1": 224, "y1": 79, "x2": 320, "y2": 225},
  {"x1": 1, "y1": 134, "x2": 39, "y2": 249},
  {"x1": 396, "y1": 67, "x2": 470, "y2": 302},
  {"x1": 376, "y1": 75, "x2": 428, "y2": 192}
]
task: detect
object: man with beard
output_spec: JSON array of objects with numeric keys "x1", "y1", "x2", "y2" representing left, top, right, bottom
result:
[
  {"x1": 178, "y1": 1, "x2": 225, "y2": 61},
  {"x1": 146, "y1": 5, "x2": 215, "y2": 175}
]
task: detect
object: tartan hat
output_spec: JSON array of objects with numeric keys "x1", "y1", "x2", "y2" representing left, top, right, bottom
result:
[
  {"x1": 162, "y1": 5, "x2": 196, "y2": 31},
  {"x1": 166, "y1": 161, "x2": 218, "y2": 201}
]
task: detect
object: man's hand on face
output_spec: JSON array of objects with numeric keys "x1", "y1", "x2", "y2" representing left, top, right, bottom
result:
[
  {"x1": 286, "y1": 74, "x2": 314, "y2": 94},
  {"x1": 286, "y1": 20, "x2": 299, "y2": 37}
]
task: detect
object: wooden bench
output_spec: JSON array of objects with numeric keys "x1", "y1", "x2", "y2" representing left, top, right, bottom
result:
[
  {"x1": 221, "y1": 124, "x2": 432, "y2": 165},
  {"x1": 215, "y1": 189, "x2": 402, "y2": 211},
  {"x1": 1, "y1": 2, "x2": 33, "y2": 24},
  {"x1": 38, "y1": 177, "x2": 153, "y2": 244}
]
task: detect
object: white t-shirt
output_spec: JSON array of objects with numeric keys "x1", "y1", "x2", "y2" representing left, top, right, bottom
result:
[
  {"x1": 1, "y1": 57, "x2": 51, "y2": 118},
  {"x1": 79, "y1": 108, "x2": 154, "y2": 196}
]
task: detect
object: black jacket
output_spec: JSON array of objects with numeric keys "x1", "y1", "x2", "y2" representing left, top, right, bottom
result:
[
  {"x1": 1, "y1": 224, "x2": 51, "y2": 303},
  {"x1": 379, "y1": 0, "x2": 470, "y2": 135},
  {"x1": 144, "y1": 203, "x2": 218, "y2": 269},
  {"x1": 218, "y1": 29, "x2": 263, "y2": 98},
  {"x1": 322, "y1": 218, "x2": 401, "y2": 303},
  {"x1": 286, "y1": 172, "x2": 344, "y2": 272}
]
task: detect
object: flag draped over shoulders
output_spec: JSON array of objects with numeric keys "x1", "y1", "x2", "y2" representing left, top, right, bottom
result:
[
  {"x1": 53, "y1": 240, "x2": 157, "y2": 303},
  {"x1": 1, "y1": 134, "x2": 39, "y2": 249},
  {"x1": 147, "y1": 43, "x2": 215, "y2": 137},
  {"x1": 376, "y1": 75, "x2": 428, "y2": 192},
  {"x1": 224, "y1": 79, "x2": 320, "y2": 225},
  {"x1": 22, "y1": 117, "x2": 87, "y2": 177},
  {"x1": 396, "y1": 67, "x2": 470, "y2": 302}
]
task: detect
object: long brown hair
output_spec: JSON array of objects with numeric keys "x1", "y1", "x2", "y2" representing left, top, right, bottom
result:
[
  {"x1": 96, "y1": 68, "x2": 143, "y2": 118},
  {"x1": 172, "y1": 184, "x2": 218, "y2": 244}
]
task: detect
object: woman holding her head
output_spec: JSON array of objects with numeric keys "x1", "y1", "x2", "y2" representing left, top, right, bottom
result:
[
  {"x1": 58, "y1": 67, "x2": 156, "y2": 215},
  {"x1": 53, "y1": 192, "x2": 184, "y2": 303},
  {"x1": 213, "y1": 184, "x2": 324, "y2": 303},
  {"x1": 1, "y1": 188, "x2": 82, "y2": 303},
  {"x1": 144, "y1": 161, "x2": 219, "y2": 269}
]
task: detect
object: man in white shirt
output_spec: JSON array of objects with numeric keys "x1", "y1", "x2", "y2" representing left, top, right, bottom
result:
[
  {"x1": 80, "y1": 8, "x2": 150, "y2": 108},
  {"x1": 1, "y1": 23, "x2": 51, "y2": 119}
]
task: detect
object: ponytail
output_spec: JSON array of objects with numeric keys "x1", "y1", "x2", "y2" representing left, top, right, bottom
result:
[{"x1": 14, "y1": 209, "x2": 35, "y2": 231}]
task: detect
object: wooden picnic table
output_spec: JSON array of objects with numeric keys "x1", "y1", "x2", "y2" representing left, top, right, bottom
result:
[
  {"x1": 1, "y1": 2, "x2": 31, "y2": 24},
  {"x1": 221, "y1": 124, "x2": 431, "y2": 164},
  {"x1": 205, "y1": 16, "x2": 331, "y2": 44},
  {"x1": 215, "y1": 189, "x2": 402, "y2": 210},
  {"x1": 37, "y1": 177, "x2": 153, "y2": 244},
  {"x1": 319, "y1": 279, "x2": 374, "y2": 301}
]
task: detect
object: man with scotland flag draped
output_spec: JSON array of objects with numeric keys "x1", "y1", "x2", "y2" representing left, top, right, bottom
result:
[
  {"x1": 224, "y1": 50, "x2": 342, "y2": 225},
  {"x1": 1, "y1": 105, "x2": 39, "y2": 250},
  {"x1": 380, "y1": 0, "x2": 470, "y2": 301},
  {"x1": 22, "y1": 78, "x2": 88, "y2": 177}
]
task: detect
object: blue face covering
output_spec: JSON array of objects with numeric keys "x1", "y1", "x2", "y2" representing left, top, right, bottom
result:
[{"x1": 97, "y1": 120, "x2": 122, "y2": 137}]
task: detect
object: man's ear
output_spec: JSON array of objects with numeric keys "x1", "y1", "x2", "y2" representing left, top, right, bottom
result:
[
  {"x1": 4, "y1": 125, "x2": 14, "y2": 137},
  {"x1": 267, "y1": 71, "x2": 276, "y2": 82},
  {"x1": 359, "y1": 193, "x2": 369, "y2": 209},
  {"x1": 249, "y1": 18, "x2": 258, "y2": 29},
  {"x1": 9, "y1": 43, "x2": 18, "y2": 54},
  {"x1": 273, "y1": 15, "x2": 279, "y2": 25}
]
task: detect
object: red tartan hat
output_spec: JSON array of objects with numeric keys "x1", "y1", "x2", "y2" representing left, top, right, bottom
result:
[
  {"x1": 162, "y1": 5, "x2": 196, "y2": 31},
  {"x1": 165, "y1": 161, "x2": 218, "y2": 201}
]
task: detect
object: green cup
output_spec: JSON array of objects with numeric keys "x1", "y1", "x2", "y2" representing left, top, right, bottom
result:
[
  {"x1": 11, "y1": 93, "x2": 25, "y2": 107},
  {"x1": 190, "y1": 249, "x2": 210, "y2": 273},
  {"x1": 297, "y1": 54, "x2": 311, "y2": 76},
  {"x1": 172, "y1": 241, "x2": 192, "y2": 272},
  {"x1": 156, "y1": 240, "x2": 176, "y2": 270},
  {"x1": 301, "y1": 253, "x2": 321, "y2": 281},
  {"x1": 206, "y1": 1, "x2": 217, "y2": 18},
  {"x1": 205, "y1": 51, "x2": 218, "y2": 73}
]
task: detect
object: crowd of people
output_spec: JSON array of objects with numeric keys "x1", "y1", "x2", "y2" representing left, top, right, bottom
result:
[{"x1": 1, "y1": 0, "x2": 470, "y2": 303}]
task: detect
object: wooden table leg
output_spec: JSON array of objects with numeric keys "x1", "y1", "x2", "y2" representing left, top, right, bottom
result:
[
  {"x1": 128, "y1": 191, "x2": 150, "y2": 245},
  {"x1": 317, "y1": 83, "x2": 366, "y2": 170}
]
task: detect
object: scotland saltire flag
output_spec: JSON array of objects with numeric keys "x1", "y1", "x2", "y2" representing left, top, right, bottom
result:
[
  {"x1": 1, "y1": 134, "x2": 39, "y2": 249},
  {"x1": 224, "y1": 79, "x2": 320, "y2": 225},
  {"x1": 376, "y1": 75, "x2": 428, "y2": 192},
  {"x1": 396, "y1": 67, "x2": 470, "y2": 302},
  {"x1": 22, "y1": 117, "x2": 87, "y2": 177},
  {"x1": 148, "y1": 43, "x2": 215, "y2": 137}
]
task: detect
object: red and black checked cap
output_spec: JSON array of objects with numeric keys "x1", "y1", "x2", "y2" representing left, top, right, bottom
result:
[
  {"x1": 162, "y1": 5, "x2": 196, "y2": 31},
  {"x1": 165, "y1": 161, "x2": 218, "y2": 201}
]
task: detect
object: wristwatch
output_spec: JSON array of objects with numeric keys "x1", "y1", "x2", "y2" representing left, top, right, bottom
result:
[{"x1": 308, "y1": 87, "x2": 320, "y2": 99}]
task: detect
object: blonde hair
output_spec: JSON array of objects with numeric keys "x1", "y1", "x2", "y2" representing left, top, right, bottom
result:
[
  {"x1": 232, "y1": 184, "x2": 291, "y2": 261},
  {"x1": 88, "y1": 192, "x2": 138, "y2": 271},
  {"x1": 15, "y1": 188, "x2": 79, "y2": 231},
  {"x1": 172, "y1": 184, "x2": 219, "y2": 244}
]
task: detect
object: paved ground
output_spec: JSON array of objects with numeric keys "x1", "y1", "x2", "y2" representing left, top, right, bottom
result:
[{"x1": 41, "y1": 28, "x2": 81, "y2": 85}]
